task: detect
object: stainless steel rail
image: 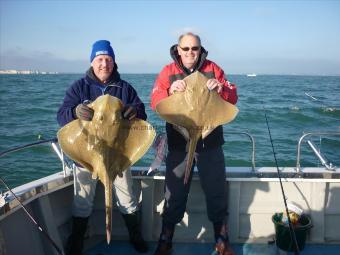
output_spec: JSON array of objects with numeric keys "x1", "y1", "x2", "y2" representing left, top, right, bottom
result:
[
  {"x1": 296, "y1": 132, "x2": 340, "y2": 172},
  {"x1": 0, "y1": 138, "x2": 57, "y2": 158},
  {"x1": 307, "y1": 140, "x2": 336, "y2": 171},
  {"x1": 0, "y1": 138, "x2": 70, "y2": 177},
  {"x1": 0, "y1": 138, "x2": 72, "y2": 210},
  {"x1": 225, "y1": 131, "x2": 256, "y2": 171}
]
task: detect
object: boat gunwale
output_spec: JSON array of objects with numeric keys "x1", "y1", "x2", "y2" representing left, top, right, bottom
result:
[{"x1": 1, "y1": 166, "x2": 340, "y2": 218}]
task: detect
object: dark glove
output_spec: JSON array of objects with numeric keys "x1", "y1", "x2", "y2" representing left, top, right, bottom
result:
[
  {"x1": 75, "y1": 103, "x2": 94, "y2": 121},
  {"x1": 122, "y1": 106, "x2": 137, "y2": 120}
]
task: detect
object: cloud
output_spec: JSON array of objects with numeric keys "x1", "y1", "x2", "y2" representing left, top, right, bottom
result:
[
  {"x1": 0, "y1": 48, "x2": 88, "y2": 73},
  {"x1": 0, "y1": 47, "x2": 165, "y2": 74},
  {"x1": 2, "y1": 48, "x2": 339, "y2": 75},
  {"x1": 218, "y1": 56, "x2": 340, "y2": 75},
  {"x1": 118, "y1": 59, "x2": 165, "y2": 74}
]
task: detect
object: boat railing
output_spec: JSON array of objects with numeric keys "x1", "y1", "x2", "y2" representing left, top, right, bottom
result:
[
  {"x1": 0, "y1": 131, "x2": 257, "y2": 197},
  {"x1": 296, "y1": 131, "x2": 340, "y2": 172},
  {"x1": 224, "y1": 131, "x2": 256, "y2": 171},
  {"x1": 0, "y1": 138, "x2": 71, "y2": 177},
  {"x1": 0, "y1": 138, "x2": 72, "y2": 208}
]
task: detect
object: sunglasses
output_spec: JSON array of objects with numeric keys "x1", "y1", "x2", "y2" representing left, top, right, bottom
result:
[{"x1": 179, "y1": 46, "x2": 201, "y2": 52}]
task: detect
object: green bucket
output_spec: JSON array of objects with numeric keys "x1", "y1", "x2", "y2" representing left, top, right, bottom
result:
[{"x1": 272, "y1": 213, "x2": 312, "y2": 252}]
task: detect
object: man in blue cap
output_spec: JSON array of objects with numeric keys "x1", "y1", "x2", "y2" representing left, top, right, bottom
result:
[{"x1": 57, "y1": 40, "x2": 148, "y2": 255}]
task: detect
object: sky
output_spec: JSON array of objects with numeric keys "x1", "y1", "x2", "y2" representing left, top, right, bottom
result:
[{"x1": 0, "y1": 0, "x2": 340, "y2": 75}]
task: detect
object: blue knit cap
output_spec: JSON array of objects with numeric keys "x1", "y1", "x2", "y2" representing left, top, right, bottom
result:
[{"x1": 90, "y1": 40, "x2": 115, "y2": 63}]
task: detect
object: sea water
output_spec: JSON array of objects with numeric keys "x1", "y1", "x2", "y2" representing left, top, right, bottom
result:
[{"x1": 0, "y1": 74, "x2": 339, "y2": 188}]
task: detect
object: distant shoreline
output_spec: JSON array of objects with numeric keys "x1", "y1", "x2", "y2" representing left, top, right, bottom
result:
[
  {"x1": 0, "y1": 70, "x2": 339, "y2": 77},
  {"x1": 0, "y1": 70, "x2": 58, "y2": 74}
]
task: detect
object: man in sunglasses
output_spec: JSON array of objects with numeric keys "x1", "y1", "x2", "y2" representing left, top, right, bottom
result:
[
  {"x1": 150, "y1": 32, "x2": 238, "y2": 255},
  {"x1": 57, "y1": 40, "x2": 148, "y2": 255}
]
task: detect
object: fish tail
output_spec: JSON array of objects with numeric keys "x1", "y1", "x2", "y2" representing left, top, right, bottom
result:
[
  {"x1": 184, "y1": 138, "x2": 198, "y2": 184},
  {"x1": 104, "y1": 172, "x2": 113, "y2": 244}
]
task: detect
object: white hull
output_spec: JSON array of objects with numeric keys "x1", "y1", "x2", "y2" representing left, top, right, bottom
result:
[{"x1": 1, "y1": 166, "x2": 340, "y2": 255}]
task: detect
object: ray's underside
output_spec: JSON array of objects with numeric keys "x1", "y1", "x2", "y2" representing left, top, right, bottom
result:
[
  {"x1": 156, "y1": 71, "x2": 239, "y2": 184},
  {"x1": 57, "y1": 95, "x2": 155, "y2": 243}
]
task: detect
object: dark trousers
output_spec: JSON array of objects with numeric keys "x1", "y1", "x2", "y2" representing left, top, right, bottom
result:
[{"x1": 162, "y1": 146, "x2": 227, "y2": 226}]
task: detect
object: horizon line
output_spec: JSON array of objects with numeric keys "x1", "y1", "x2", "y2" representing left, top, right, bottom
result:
[{"x1": 0, "y1": 69, "x2": 340, "y2": 77}]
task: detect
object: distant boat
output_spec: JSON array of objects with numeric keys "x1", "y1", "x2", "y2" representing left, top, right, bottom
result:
[{"x1": 247, "y1": 73, "x2": 257, "y2": 77}]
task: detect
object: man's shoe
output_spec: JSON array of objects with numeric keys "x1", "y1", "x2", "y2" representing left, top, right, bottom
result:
[
  {"x1": 121, "y1": 211, "x2": 148, "y2": 253},
  {"x1": 153, "y1": 240, "x2": 172, "y2": 255},
  {"x1": 65, "y1": 216, "x2": 88, "y2": 255},
  {"x1": 214, "y1": 237, "x2": 235, "y2": 255},
  {"x1": 129, "y1": 233, "x2": 148, "y2": 253}
]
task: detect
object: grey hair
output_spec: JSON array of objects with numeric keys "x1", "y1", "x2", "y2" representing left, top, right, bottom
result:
[{"x1": 178, "y1": 32, "x2": 201, "y2": 46}]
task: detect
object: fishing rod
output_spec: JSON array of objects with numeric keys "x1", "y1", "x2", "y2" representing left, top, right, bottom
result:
[
  {"x1": 0, "y1": 177, "x2": 64, "y2": 255},
  {"x1": 262, "y1": 105, "x2": 300, "y2": 254},
  {"x1": 0, "y1": 138, "x2": 64, "y2": 255}
]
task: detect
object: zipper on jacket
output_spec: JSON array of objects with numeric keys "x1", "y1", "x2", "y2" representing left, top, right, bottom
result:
[{"x1": 102, "y1": 83, "x2": 122, "y2": 95}]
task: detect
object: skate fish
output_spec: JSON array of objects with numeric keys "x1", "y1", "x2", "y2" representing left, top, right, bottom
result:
[
  {"x1": 155, "y1": 71, "x2": 238, "y2": 184},
  {"x1": 57, "y1": 95, "x2": 155, "y2": 244}
]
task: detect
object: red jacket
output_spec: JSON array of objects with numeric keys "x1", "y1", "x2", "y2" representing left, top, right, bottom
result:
[
  {"x1": 151, "y1": 48, "x2": 237, "y2": 110},
  {"x1": 150, "y1": 45, "x2": 238, "y2": 151}
]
